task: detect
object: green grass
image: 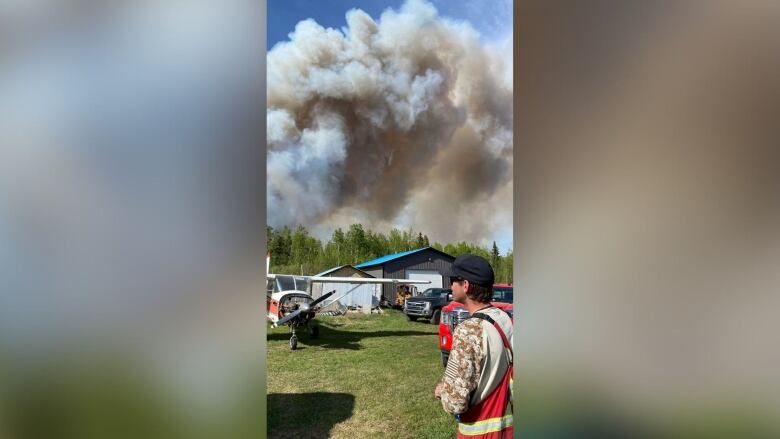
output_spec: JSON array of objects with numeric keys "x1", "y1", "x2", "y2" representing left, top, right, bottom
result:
[{"x1": 267, "y1": 309, "x2": 457, "y2": 438}]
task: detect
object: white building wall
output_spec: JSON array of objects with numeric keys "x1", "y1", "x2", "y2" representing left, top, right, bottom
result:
[{"x1": 318, "y1": 282, "x2": 379, "y2": 313}]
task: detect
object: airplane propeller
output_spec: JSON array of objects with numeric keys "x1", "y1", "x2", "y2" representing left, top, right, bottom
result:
[
  {"x1": 308, "y1": 289, "x2": 337, "y2": 309},
  {"x1": 273, "y1": 308, "x2": 304, "y2": 328},
  {"x1": 272, "y1": 290, "x2": 337, "y2": 327}
]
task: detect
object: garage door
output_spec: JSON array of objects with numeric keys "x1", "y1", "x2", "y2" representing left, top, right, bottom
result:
[{"x1": 406, "y1": 269, "x2": 443, "y2": 290}]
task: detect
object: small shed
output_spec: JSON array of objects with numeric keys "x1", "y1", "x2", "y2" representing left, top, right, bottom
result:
[
  {"x1": 355, "y1": 247, "x2": 456, "y2": 304},
  {"x1": 311, "y1": 265, "x2": 379, "y2": 314}
]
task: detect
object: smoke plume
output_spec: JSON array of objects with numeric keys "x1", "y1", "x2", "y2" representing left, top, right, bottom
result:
[{"x1": 267, "y1": 0, "x2": 512, "y2": 247}]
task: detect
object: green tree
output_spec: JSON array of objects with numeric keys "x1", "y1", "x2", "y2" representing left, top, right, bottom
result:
[
  {"x1": 332, "y1": 228, "x2": 345, "y2": 265},
  {"x1": 290, "y1": 225, "x2": 308, "y2": 268},
  {"x1": 415, "y1": 232, "x2": 426, "y2": 248},
  {"x1": 269, "y1": 225, "x2": 292, "y2": 269},
  {"x1": 346, "y1": 224, "x2": 367, "y2": 263},
  {"x1": 503, "y1": 251, "x2": 513, "y2": 284},
  {"x1": 402, "y1": 229, "x2": 414, "y2": 251},
  {"x1": 364, "y1": 230, "x2": 389, "y2": 260},
  {"x1": 267, "y1": 223, "x2": 512, "y2": 281},
  {"x1": 388, "y1": 228, "x2": 404, "y2": 253},
  {"x1": 491, "y1": 241, "x2": 500, "y2": 269}
]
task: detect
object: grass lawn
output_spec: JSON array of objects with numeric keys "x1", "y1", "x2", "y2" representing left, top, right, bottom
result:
[{"x1": 267, "y1": 309, "x2": 457, "y2": 438}]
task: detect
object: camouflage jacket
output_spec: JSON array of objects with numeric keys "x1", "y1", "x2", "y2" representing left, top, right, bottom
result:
[
  {"x1": 439, "y1": 307, "x2": 513, "y2": 415},
  {"x1": 440, "y1": 318, "x2": 485, "y2": 415}
]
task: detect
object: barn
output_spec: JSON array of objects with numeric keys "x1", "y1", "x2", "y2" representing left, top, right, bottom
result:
[
  {"x1": 310, "y1": 265, "x2": 380, "y2": 314},
  {"x1": 355, "y1": 247, "x2": 456, "y2": 304}
]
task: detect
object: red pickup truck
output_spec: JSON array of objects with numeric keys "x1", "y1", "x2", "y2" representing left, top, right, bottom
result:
[{"x1": 438, "y1": 284, "x2": 513, "y2": 367}]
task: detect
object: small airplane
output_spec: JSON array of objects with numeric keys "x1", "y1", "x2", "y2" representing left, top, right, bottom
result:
[{"x1": 267, "y1": 257, "x2": 430, "y2": 350}]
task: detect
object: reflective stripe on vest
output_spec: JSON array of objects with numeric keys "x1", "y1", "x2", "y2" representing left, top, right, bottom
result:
[
  {"x1": 458, "y1": 414, "x2": 513, "y2": 436},
  {"x1": 456, "y1": 311, "x2": 514, "y2": 438}
]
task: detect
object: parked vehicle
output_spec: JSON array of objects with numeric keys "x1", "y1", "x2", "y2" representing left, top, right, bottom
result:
[
  {"x1": 403, "y1": 287, "x2": 452, "y2": 324},
  {"x1": 438, "y1": 284, "x2": 513, "y2": 367}
]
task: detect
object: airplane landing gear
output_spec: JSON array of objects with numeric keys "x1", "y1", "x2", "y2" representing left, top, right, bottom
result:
[{"x1": 289, "y1": 326, "x2": 298, "y2": 350}]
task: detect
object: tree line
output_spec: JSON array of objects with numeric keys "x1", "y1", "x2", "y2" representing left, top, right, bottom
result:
[{"x1": 267, "y1": 224, "x2": 513, "y2": 284}]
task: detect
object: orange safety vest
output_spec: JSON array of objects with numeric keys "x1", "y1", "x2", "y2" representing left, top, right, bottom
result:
[{"x1": 456, "y1": 312, "x2": 513, "y2": 438}]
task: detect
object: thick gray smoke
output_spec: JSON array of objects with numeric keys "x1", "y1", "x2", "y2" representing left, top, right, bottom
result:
[{"x1": 267, "y1": 0, "x2": 512, "y2": 246}]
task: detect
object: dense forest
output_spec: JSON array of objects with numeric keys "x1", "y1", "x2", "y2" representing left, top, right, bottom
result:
[{"x1": 267, "y1": 224, "x2": 513, "y2": 284}]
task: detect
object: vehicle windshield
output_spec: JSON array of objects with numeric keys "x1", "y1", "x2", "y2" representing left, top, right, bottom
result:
[
  {"x1": 492, "y1": 287, "x2": 513, "y2": 303},
  {"x1": 419, "y1": 288, "x2": 450, "y2": 297},
  {"x1": 274, "y1": 275, "x2": 311, "y2": 293}
]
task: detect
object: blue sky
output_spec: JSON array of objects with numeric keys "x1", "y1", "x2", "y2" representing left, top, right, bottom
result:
[{"x1": 267, "y1": 0, "x2": 512, "y2": 50}]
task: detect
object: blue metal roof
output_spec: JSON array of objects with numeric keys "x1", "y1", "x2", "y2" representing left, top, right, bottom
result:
[{"x1": 354, "y1": 247, "x2": 430, "y2": 268}]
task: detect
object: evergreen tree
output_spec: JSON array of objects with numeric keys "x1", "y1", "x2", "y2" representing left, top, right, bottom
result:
[
  {"x1": 269, "y1": 225, "x2": 292, "y2": 268},
  {"x1": 416, "y1": 232, "x2": 425, "y2": 248},
  {"x1": 491, "y1": 241, "x2": 500, "y2": 269},
  {"x1": 266, "y1": 223, "x2": 512, "y2": 281}
]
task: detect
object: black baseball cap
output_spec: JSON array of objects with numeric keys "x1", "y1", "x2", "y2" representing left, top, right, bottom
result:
[{"x1": 450, "y1": 254, "x2": 494, "y2": 287}]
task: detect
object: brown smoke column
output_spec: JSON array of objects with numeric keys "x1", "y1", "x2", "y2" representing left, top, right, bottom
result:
[{"x1": 267, "y1": 0, "x2": 512, "y2": 245}]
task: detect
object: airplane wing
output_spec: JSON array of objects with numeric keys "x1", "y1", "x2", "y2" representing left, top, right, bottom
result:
[
  {"x1": 266, "y1": 274, "x2": 430, "y2": 285},
  {"x1": 307, "y1": 276, "x2": 430, "y2": 284}
]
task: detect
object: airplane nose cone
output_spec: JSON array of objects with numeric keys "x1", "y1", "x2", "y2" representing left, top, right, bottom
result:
[{"x1": 299, "y1": 303, "x2": 310, "y2": 312}]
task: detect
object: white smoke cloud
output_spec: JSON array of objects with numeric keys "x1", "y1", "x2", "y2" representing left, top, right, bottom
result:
[{"x1": 267, "y1": 0, "x2": 512, "y2": 248}]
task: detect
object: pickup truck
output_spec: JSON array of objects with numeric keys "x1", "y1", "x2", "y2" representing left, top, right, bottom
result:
[
  {"x1": 403, "y1": 287, "x2": 452, "y2": 324},
  {"x1": 438, "y1": 284, "x2": 513, "y2": 367}
]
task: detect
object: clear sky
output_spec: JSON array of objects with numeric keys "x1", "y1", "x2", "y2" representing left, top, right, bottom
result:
[{"x1": 267, "y1": 0, "x2": 512, "y2": 50}]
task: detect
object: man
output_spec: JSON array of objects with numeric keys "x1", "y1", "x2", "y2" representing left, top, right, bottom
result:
[{"x1": 435, "y1": 254, "x2": 513, "y2": 438}]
